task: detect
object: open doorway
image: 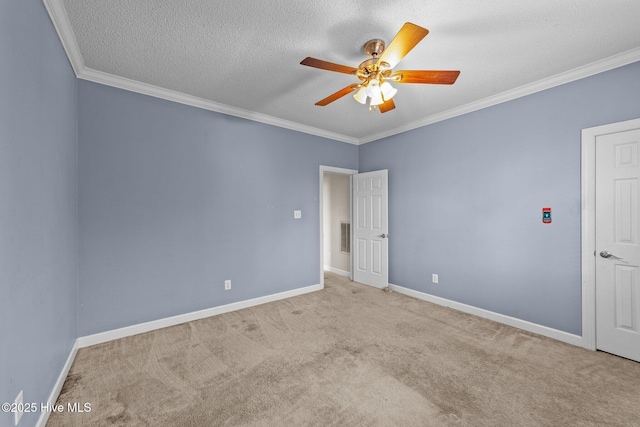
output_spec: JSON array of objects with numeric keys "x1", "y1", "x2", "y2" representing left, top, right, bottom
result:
[
  {"x1": 323, "y1": 173, "x2": 351, "y2": 276},
  {"x1": 319, "y1": 166, "x2": 357, "y2": 288}
]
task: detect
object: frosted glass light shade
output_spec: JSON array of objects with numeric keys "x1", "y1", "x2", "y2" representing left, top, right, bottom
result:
[
  {"x1": 353, "y1": 87, "x2": 368, "y2": 104},
  {"x1": 367, "y1": 80, "x2": 383, "y2": 105},
  {"x1": 353, "y1": 79, "x2": 394, "y2": 107},
  {"x1": 380, "y1": 81, "x2": 397, "y2": 101},
  {"x1": 369, "y1": 88, "x2": 384, "y2": 106}
]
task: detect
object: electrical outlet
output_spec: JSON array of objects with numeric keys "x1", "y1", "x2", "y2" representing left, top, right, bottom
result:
[
  {"x1": 15, "y1": 390, "x2": 23, "y2": 425},
  {"x1": 432, "y1": 274, "x2": 439, "y2": 284},
  {"x1": 294, "y1": 210, "x2": 302, "y2": 219},
  {"x1": 224, "y1": 280, "x2": 231, "y2": 290}
]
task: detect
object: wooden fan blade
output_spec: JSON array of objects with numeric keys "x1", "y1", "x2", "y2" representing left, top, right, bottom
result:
[
  {"x1": 377, "y1": 22, "x2": 429, "y2": 68},
  {"x1": 315, "y1": 85, "x2": 359, "y2": 106},
  {"x1": 393, "y1": 70, "x2": 460, "y2": 85},
  {"x1": 379, "y1": 98, "x2": 395, "y2": 113},
  {"x1": 301, "y1": 57, "x2": 357, "y2": 75}
]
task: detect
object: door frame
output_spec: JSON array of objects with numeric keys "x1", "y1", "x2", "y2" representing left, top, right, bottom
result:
[
  {"x1": 581, "y1": 117, "x2": 640, "y2": 351},
  {"x1": 319, "y1": 165, "x2": 358, "y2": 288}
]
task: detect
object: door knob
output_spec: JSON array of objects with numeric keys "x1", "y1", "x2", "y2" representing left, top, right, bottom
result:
[
  {"x1": 600, "y1": 250, "x2": 623, "y2": 259},
  {"x1": 379, "y1": 233, "x2": 388, "y2": 238}
]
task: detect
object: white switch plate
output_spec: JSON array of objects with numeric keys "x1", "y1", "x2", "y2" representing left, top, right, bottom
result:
[
  {"x1": 432, "y1": 274, "x2": 439, "y2": 284},
  {"x1": 294, "y1": 210, "x2": 302, "y2": 219},
  {"x1": 224, "y1": 280, "x2": 231, "y2": 290}
]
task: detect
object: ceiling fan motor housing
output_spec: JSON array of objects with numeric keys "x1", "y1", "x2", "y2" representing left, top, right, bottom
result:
[
  {"x1": 356, "y1": 39, "x2": 392, "y2": 81},
  {"x1": 355, "y1": 58, "x2": 392, "y2": 81}
]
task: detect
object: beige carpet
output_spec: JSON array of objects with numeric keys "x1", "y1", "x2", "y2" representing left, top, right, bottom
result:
[{"x1": 48, "y1": 273, "x2": 640, "y2": 426}]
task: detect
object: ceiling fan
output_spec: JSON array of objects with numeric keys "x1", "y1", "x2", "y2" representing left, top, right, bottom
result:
[{"x1": 300, "y1": 22, "x2": 460, "y2": 113}]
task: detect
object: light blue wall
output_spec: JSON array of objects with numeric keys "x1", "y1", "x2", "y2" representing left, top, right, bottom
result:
[
  {"x1": 0, "y1": 1, "x2": 78, "y2": 426},
  {"x1": 359, "y1": 61, "x2": 640, "y2": 335},
  {"x1": 2, "y1": 1, "x2": 639, "y2": 418},
  {"x1": 77, "y1": 81, "x2": 359, "y2": 336}
]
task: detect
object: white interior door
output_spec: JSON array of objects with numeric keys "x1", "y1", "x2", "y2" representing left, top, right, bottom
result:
[
  {"x1": 352, "y1": 170, "x2": 388, "y2": 288},
  {"x1": 595, "y1": 127, "x2": 640, "y2": 362}
]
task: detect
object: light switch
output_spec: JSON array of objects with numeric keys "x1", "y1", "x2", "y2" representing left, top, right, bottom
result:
[{"x1": 294, "y1": 210, "x2": 302, "y2": 219}]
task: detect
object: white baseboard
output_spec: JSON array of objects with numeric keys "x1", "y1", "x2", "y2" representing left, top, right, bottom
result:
[
  {"x1": 389, "y1": 284, "x2": 584, "y2": 348},
  {"x1": 36, "y1": 339, "x2": 79, "y2": 427},
  {"x1": 77, "y1": 283, "x2": 322, "y2": 348},
  {"x1": 38, "y1": 283, "x2": 322, "y2": 426},
  {"x1": 38, "y1": 281, "x2": 582, "y2": 427},
  {"x1": 323, "y1": 266, "x2": 351, "y2": 277}
]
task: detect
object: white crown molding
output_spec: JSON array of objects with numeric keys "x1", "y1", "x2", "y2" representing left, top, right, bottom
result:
[
  {"x1": 44, "y1": 0, "x2": 640, "y2": 146},
  {"x1": 43, "y1": 1, "x2": 359, "y2": 145},
  {"x1": 360, "y1": 47, "x2": 640, "y2": 144},
  {"x1": 43, "y1": 0, "x2": 85, "y2": 75},
  {"x1": 78, "y1": 67, "x2": 360, "y2": 145}
]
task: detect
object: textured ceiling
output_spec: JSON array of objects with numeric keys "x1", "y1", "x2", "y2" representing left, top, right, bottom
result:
[{"x1": 46, "y1": 0, "x2": 640, "y2": 144}]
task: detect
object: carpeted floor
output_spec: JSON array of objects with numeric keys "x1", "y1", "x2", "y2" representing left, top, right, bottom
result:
[{"x1": 48, "y1": 273, "x2": 640, "y2": 426}]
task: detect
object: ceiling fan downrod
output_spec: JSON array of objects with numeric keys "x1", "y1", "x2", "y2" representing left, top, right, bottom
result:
[{"x1": 363, "y1": 38, "x2": 385, "y2": 58}]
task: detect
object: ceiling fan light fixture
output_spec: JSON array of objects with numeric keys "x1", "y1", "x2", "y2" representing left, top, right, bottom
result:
[
  {"x1": 369, "y1": 85, "x2": 384, "y2": 106},
  {"x1": 380, "y1": 81, "x2": 397, "y2": 101},
  {"x1": 364, "y1": 79, "x2": 384, "y2": 106},
  {"x1": 353, "y1": 87, "x2": 368, "y2": 104},
  {"x1": 301, "y1": 23, "x2": 459, "y2": 114}
]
